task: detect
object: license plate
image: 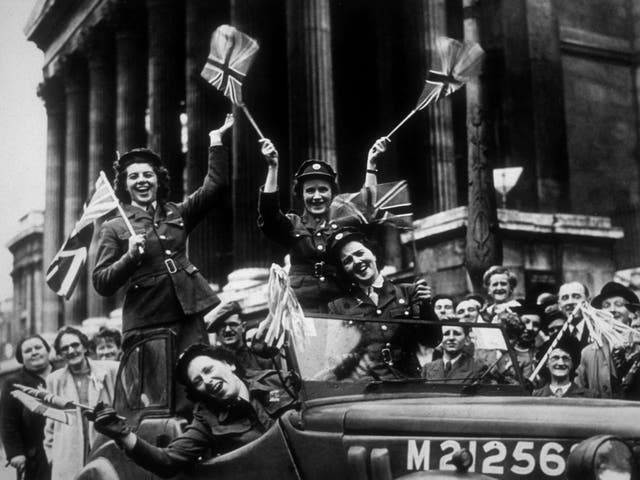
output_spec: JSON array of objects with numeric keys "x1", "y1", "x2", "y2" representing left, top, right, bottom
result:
[{"x1": 405, "y1": 438, "x2": 577, "y2": 478}]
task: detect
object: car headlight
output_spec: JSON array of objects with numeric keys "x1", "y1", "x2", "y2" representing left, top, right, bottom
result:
[{"x1": 567, "y1": 435, "x2": 633, "y2": 480}]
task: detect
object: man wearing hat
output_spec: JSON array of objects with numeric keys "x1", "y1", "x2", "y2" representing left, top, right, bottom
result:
[
  {"x1": 257, "y1": 136, "x2": 389, "y2": 312},
  {"x1": 93, "y1": 114, "x2": 235, "y2": 356},
  {"x1": 509, "y1": 301, "x2": 545, "y2": 380},
  {"x1": 206, "y1": 301, "x2": 272, "y2": 372},
  {"x1": 87, "y1": 344, "x2": 295, "y2": 478},
  {"x1": 533, "y1": 336, "x2": 593, "y2": 398},
  {"x1": 574, "y1": 281, "x2": 639, "y2": 398}
]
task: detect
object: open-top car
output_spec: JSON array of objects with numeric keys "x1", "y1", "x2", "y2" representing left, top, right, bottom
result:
[{"x1": 76, "y1": 317, "x2": 639, "y2": 480}]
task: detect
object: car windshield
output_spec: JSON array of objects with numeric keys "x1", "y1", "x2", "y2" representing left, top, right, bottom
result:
[{"x1": 288, "y1": 315, "x2": 528, "y2": 402}]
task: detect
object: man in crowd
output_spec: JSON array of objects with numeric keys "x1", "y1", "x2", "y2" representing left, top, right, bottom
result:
[
  {"x1": 557, "y1": 281, "x2": 590, "y2": 348},
  {"x1": 533, "y1": 336, "x2": 592, "y2": 398},
  {"x1": 44, "y1": 326, "x2": 119, "y2": 480},
  {"x1": 0, "y1": 335, "x2": 53, "y2": 480},
  {"x1": 510, "y1": 302, "x2": 544, "y2": 379},
  {"x1": 87, "y1": 344, "x2": 295, "y2": 478},
  {"x1": 455, "y1": 296, "x2": 483, "y2": 323},
  {"x1": 207, "y1": 300, "x2": 272, "y2": 372},
  {"x1": 422, "y1": 324, "x2": 482, "y2": 383},
  {"x1": 575, "y1": 282, "x2": 638, "y2": 398}
]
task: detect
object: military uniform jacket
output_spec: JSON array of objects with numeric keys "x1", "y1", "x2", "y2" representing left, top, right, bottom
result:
[
  {"x1": 93, "y1": 146, "x2": 227, "y2": 331},
  {"x1": 127, "y1": 370, "x2": 295, "y2": 478},
  {"x1": 0, "y1": 367, "x2": 50, "y2": 480},
  {"x1": 258, "y1": 189, "x2": 342, "y2": 311}
]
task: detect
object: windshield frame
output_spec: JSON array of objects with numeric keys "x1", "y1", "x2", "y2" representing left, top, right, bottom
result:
[{"x1": 285, "y1": 314, "x2": 529, "y2": 405}]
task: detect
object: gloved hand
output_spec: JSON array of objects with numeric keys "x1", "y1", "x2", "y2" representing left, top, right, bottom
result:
[{"x1": 84, "y1": 402, "x2": 131, "y2": 440}]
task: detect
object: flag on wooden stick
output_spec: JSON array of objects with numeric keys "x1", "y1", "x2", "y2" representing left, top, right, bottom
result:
[
  {"x1": 386, "y1": 36, "x2": 485, "y2": 138},
  {"x1": 201, "y1": 24, "x2": 265, "y2": 138},
  {"x1": 45, "y1": 173, "x2": 119, "y2": 299}
]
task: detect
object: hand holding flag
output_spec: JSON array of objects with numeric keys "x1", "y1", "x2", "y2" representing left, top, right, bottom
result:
[
  {"x1": 386, "y1": 36, "x2": 485, "y2": 138},
  {"x1": 201, "y1": 25, "x2": 264, "y2": 139}
]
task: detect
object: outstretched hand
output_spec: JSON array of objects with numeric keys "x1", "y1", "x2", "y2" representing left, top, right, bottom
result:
[
  {"x1": 367, "y1": 136, "x2": 390, "y2": 165},
  {"x1": 411, "y1": 279, "x2": 432, "y2": 303},
  {"x1": 208, "y1": 113, "x2": 235, "y2": 145},
  {"x1": 84, "y1": 402, "x2": 131, "y2": 441},
  {"x1": 259, "y1": 138, "x2": 279, "y2": 167}
]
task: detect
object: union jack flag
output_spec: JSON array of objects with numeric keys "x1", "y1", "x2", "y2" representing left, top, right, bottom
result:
[
  {"x1": 10, "y1": 385, "x2": 73, "y2": 424},
  {"x1": 46, "y1": 173, "x2": 119, "y2": 299},
  {"x1": 330, "y1": 181, "x2": 413, "y2": 231},
  {"x1": 201, "y1": 25, "x2": 260, "y2": 106},
  {"x1": 415, "y1": 36, "x2": 485, "y2": 111}
]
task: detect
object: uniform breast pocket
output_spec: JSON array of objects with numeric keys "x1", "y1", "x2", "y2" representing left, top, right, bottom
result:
[{"x1": 161, "y1": 218, "x2": 186, "y2": 242}]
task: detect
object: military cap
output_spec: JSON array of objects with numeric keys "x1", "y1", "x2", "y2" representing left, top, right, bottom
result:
[
  {"x1": 114, "y1": 148, "x2": 163, "y2": 172},
  {"x1": 206, "y1": 300, "x2": 242, "y2": 332},
  {"x1": 292, "y1": 159, "x2": 338, "y2": 196}
]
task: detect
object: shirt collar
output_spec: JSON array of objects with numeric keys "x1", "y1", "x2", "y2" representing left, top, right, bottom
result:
[{"x1": 131, "y1": 200, "x2": 157, "y2": 211}]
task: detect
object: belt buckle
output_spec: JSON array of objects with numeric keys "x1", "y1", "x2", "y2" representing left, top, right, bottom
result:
[
  {"x1": 381, "y1": 347, "x2": 393, "y2": 366},
  {"x1": 164, "y1": 258, "x2": 177, "y2": 274},
  {"x1": 313, "y1": 261, "x2": 324, "y2": 279}
]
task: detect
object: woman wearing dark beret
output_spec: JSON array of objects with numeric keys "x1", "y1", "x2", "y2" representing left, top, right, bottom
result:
[
  {"x1": 93, "y1": 114, "x2": 234, "y2": 354},
  {"x1": 257, "y1": 136, "x2": 389, "y2": 312}
]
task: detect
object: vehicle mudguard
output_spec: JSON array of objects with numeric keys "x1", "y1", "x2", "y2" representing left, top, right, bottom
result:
[{"x1": 74, "y1": 457, "x2": 120, "y2": 480}]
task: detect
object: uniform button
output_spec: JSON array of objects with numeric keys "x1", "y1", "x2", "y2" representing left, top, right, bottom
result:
[
  {"x1": 404, "y1": 310, "x2": 410, "y2": 316},
  {"x1": 317, "y1": 244, "x2": 324, "y2": 251},
  {"x1": 165, "y1": 250, "x2": 171, "y2": 255},
  {"x1": 133, "y1": 285, "x2": 139, "y2": 289},
  {"x1": 167, "y1": 211, "x2": 172, "y2": 216},
  {"x1": 381, "y1": 324, "x2": 388, "y2": 331},
  {"x1": 179, "y1": 222, "x2": 184, "y2": 227},
  {"x1": 399, "y1": 298, "x2": 405, "y2": 305},
  {"x1": 316, "y1": 232, "x2": 322, "y2": 237},
  {"x1": 154, "y1": 223, "x2": 159, "y2": 228},
  {"x1": 319, "y1": 276, "x2": 326, "y2": 282},
  {"x1": 159, "y1": 235, "x2": 167, "y2": 240},
  {"x1": 331, "y1": 223, "x2": 337, "y2": 229},
  {"x1": 376, "y1": 309, "x2": 382, "y2": 315},
  {"x1": 295, "y1": 233, "x2": 301, "y2": 238}
]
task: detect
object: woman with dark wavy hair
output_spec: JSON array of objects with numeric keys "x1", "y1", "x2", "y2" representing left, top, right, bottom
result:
[{"x1": 93, "y1": 114, "x2": 234, "y2": 354}]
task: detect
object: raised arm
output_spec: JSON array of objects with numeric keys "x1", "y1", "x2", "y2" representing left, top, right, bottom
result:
[
  {"x1": 363, "y1": 136, "x2": 390, "y2": 187},
  {"x1": 260, "y1": 138, "x2": 279, "y2": 193}
]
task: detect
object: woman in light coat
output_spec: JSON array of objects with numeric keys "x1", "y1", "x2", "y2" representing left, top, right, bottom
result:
[{"x1": 43, "y1": 326, "x2": 118, "y2": 480}]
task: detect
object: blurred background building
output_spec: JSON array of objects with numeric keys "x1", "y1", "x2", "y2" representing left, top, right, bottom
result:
[{"x1": 20, "y1": 0, "x2": 640, "y2": 329}]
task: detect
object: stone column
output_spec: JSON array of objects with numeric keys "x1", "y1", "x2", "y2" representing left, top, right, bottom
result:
[
  {"x1": 286, "y1": 0, "x2": 337, "y2": 170},
  {"x1": 61, "y1": 54, "x2": 89, "y2": 324},
  {"x1": 424, "y1": 0, "x2": 458, "y2": 211},
  {"x1": 147, "y1": 0, "x2": 185, "y2": 201},
  {"x1": 463, "y1": 0, "x2": 502, "y2": 291},
  {"x1": 84, "y1": 24, "x2": 117, "y2": 318},
  {"x1": 111, "y1": 0, "x2": 147, "y2": 155},
  {"x1": 501, "y1": 0, "x2": 568, "y2": 211},
  {"x1": 38, "y1": 77, "x2": 65, "y2": 332},
  {"x1": 185, "y1": 0, "x2": 231, "y2": 286}
]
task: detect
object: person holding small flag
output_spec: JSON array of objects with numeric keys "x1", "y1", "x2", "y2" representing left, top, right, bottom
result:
[
  {"x1": 92, "y1": 114, "x2": 234, "y2": 354},
  {"x1": 0, "y1": 335, "x2": 53, "y2": 480},
  {"x1": 257, "y1": 136, "x2": 389, "y2": 312}
]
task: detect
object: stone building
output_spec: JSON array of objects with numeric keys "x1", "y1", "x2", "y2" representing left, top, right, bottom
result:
[
  {"x1": 6, "y1": 211, "x2": 44, "y2": 341},
  {"x1": 25, "y1": 0, "x2": 640, "y2": 328}
]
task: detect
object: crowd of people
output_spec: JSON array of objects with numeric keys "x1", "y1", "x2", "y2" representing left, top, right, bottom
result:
[{"x1": 2, "y1": 117, "x2": 640, "y2": 479}]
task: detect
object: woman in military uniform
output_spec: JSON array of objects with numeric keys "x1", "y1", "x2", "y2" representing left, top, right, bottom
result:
[
  {"x1": 257, "y1": 137, "x2": 389, "y2": 312},
  {"x1": 326, "y1": 229, "x2": 432, "y2": 380},
  {"x1": 93, "y1": 114, "x2": 234, "y2": 353}
]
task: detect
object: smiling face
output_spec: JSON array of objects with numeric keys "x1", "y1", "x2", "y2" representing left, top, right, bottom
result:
[
  {"x1": 125, "y1": 162, "x2": 158, "y2": 207},
  {"x1": 455, "y1": 300, "x2": 480, "y2": 323},
  {"x1": 601, "y1": 295, "x2": 632, "y2": 325},
  {"x1": 487, "y1": 273, "x2": 512, "y2": 303},
  {"x1": 95, "y1": 339, "x2": 120, "y2": 361},
  {"x1": 441, "y1": 326, "x2": 467, "y2": 356},
  {"x1": 547, "y1": 347, "x2": 573, "y2": 381},
  {"x1": 302, "y1": 179, "x2": 332, "y2": 217},
  {"x1": 558, "y1": 282, "x2": 587, "y2": 316},
  {"x1": 215, "y1": 315, "x2": 245, "y2": 350},
  {"x1": 58, "y1": 333, "x2": 87, "y2": 368},
  {"x1": 434, "y1": 298, "x2": 454, "y2": 321},
  {"x1": 20, "y1": 337, "x2": 49, "y2": 373},
  {"x1": 187, "y1": 355, "x2": 243, "y2": 402},
  {"x1": 339, "y1": 240, "x2": 379, "y2": 286}
]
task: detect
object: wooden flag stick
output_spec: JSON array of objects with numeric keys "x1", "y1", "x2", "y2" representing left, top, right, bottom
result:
[
  {"x1": 240, "y1": 104, "x2": 265, "y2": 139},
  {"x1": 99, "y1": 170, "x2": 144, "y2": 255},
  {"x1": 385, "y1": 88, "x2": 440, "y2": 139}
]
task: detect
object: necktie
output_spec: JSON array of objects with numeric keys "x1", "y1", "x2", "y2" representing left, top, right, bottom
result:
[
  {"x1": 444, "y1": 361, "x2": 451, "y2": 374},
  {"x1": 368, "y1": 287, "x2": 380, "y2": 305},
  {"x1": 146, "y1": 204, "x2": 155, "y2": 217},
  {"x1": 553, "y1": 387, "x2": 563, "y2": 398}
]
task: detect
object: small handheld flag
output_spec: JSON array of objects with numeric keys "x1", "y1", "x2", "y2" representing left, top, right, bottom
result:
[
  {"x1": 10, "y1": 390, "x2": 72, "y2": 424},
  {"x1": 386, "y1": 36, "x2": 485, "y2": 138},
  {"x1": 46, "y1": 173, "x2": 119, "y2": 299},
  {"x1": 201, "y1": 24, "x2": 265, "y2": 138}
]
